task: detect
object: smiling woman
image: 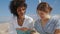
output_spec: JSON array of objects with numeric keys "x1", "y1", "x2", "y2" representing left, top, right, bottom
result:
[
  {"x1": 0, "y1": 0, "x2": 39, "y2": 22},
  {"x1": 34, "y1": 2, "x2": 60, "y2": 34},
  {"x1": 8, "y1": 0, "x2": 35, "y2": 34}
]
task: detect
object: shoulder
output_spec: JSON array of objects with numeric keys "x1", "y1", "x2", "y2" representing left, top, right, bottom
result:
[
  {"x1": 51, "y1": 15, "x2": 60, "y2": 24},
  {"x1": 52, "y1": 15, "x2": 60, "y2": 21},
  {"x1": 35, "y1": 18, "x2": 41, "y2": 23},
  {"x1": 8, "y1": 16, "x2": 17, "y2": 25},
  {"x1": 25, "y1": 15, "x2": 33, "y2": 22},
  {"x1": 34, "y1": 18, "x2": 41, "y2": 25}
]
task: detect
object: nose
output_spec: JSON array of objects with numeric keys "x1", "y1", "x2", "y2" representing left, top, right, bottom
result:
[
  {"x1": 39, "y1": 12, "x2": 44, "y2": 15},
  {"x1": 40, "y1": 13, "x2": 44, "y2": 15},
  {"x1": 18, "y1": 9, "x2": 25, "y2": 13}
]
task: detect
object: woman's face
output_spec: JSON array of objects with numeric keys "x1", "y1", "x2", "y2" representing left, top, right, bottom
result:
[
  {"x1": 37, "y1": 10, "x2": 50, "y2": 19},
  {"x1": 17, "y1": 7, "x2": 26, "y2": 17}
]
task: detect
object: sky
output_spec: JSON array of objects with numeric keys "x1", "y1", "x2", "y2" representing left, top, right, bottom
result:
[
  {"x1": 0, "y1": 0, "x2": 60, "y2": 22},
  {"x1": 0, "y1": 0, "x2": 39, "y2": 17},
  {"x1": 41, "y1": 0, "x2": 60, "y2": 15},
  {"x1": 0, "y1": 0, "x2": 39, "y2": 21}
]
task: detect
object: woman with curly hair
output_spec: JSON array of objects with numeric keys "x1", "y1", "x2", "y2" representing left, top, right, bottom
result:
[{"x1": 9, "y1": 0, "x2": 34, "y2": 34}]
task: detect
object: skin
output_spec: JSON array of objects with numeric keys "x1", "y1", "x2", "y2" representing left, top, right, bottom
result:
[
  {"x1": 37, "y1": 10, "x2": 51, "y2": 27},
  {"x1": 17, "y1": 6, "x2": 26, "y2": 26},
  {"x1": 16, "y1": 6, "x2": 38, "y2": 34},
  {"x1": 16, "y1": 6, "x2": 28, "y2": 31},
  {"x1": 37, "y1": 10, "x2": 60, "y2": 34},
  {"x1": 54, "y1": 29, "x2": 60, "y2": 34}
]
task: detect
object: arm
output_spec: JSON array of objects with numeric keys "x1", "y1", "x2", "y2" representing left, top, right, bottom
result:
[
  {"x1": 54, "y1": 29, "x2": 60, "y2": 34},
  {"x1": 30, "y1": 28, "x2": 40, "y2": 34},
  {"x1": 30, "y1": 21, "x2": 40, "y2": 34},
  {"x1": 16, "y1": 27, "x2": 29, "y2": 31},
  {"x1": 54, "y1": 18, "x2": 60, "y2": 34},
  {"x1": 9, "y1": 23, "x2": 17, "y2": 34}
]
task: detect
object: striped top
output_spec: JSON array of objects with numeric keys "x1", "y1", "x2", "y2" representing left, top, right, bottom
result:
[{"x1": 34, "y1": 16, "x2": 60, "y2": 34}]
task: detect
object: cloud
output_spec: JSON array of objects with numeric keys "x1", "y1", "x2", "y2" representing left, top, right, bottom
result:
[{"x1": 38, "y1": 0, "x2": 41, "y2": 3}]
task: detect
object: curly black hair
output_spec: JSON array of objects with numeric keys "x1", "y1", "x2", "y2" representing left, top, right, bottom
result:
[
  {"x1": 13, "y1": 0, "x2": 25, "y2": 2},
  {"x1": 9, "y1": 0, "x2": 27, "y2": 17}
]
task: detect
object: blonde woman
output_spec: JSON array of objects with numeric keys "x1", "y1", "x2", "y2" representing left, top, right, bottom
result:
[{"x1": 34, "y1": 2, "x2": 60, "y2": 34}]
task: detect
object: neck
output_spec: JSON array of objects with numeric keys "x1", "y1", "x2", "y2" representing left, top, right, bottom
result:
[
  {"x1": 17, "y1": 16, "x2": 25, "y2": 26},
  {"x1": 41, "y1": 15, "x2": 51, "y2": 21},
  {"x1": 17, "y1": 15, "x2": 24, "y2": 19}
]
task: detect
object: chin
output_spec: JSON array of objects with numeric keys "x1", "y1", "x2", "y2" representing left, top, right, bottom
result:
[{"x1": 40, "y1": 17, "x2": 44, "y2": 19}]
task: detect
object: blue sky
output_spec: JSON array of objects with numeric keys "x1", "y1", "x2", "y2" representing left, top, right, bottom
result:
[
  {"x1": 0, "y1": 0, "x2": 11, "y2": 16},
  {"x1": 0, "y1": 0, "x2": 60, "y2": 16},
  {"x1": 0, "y1": 0, "x2": 60, "y2": 21},
  {"x1": 0, "y1": 0, "x2": 39, "y2": 21},
  {"x1": 42, "y1": 0, "x2": 60, "y2": 15},
  {"x1": 0, "y1": 0, "x2": 39, "y2": 17}
]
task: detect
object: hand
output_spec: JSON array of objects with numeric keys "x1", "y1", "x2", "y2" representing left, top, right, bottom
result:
[
  {"x1": 31, "y1": 31, "x2": 40, "y2": 34},
  {"x1": 16, "y1": 27, "x2": 29, "y2": 31},
  {"x1": 31, "y1": 32, "x2": 40, "y2": 34}
]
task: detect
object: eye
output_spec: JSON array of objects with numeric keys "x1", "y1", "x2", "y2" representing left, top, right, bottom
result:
[
  {"x1": 44, "y1": 11, "x2": 49, "y2": 13},
  {"x1": 18, "y1": 9, "x2": 21, "y2": 11},
  {"x1": 22, "y1": 9, "x2": 25, "y2": 10}
]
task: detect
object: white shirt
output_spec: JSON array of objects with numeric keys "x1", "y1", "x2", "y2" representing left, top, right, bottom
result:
[{"x1": 9, "y1": 15, "x2": 34, "y2": 34}]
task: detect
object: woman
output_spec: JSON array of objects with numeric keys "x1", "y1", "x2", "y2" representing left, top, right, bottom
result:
[
  {"x1": 9, "y1": 0, "x2": 34, "y2": 34},
  {"x1": 34, "y1": 2, "x2": 60, "y2": 34}
]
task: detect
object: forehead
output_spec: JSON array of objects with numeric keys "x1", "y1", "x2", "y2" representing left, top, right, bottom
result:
[
  {"x1": 37, "y1": 10, "x2": 44, "y2": 12},
  {"x1": 37, "y1": 10, "x2": 49, "y2": 13},
  {"x1": 17, "y1": 6, "x2": 26, "y2": 9}
]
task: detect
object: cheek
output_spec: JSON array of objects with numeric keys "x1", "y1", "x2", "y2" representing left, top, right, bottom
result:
[
  {"x1": 17, "y1": 11, "x2": 26, "y2": 16},
  {"x1": 39, "y1": 13, "x2": 45, "y2": 16},
  {"x1": 39, "y1": 13, "x2": 47, "y2": 18},
  {"x1": 22, "y1": 10, "x2": 26, "y2": 13},
  {"x1": 17, "y1": 11, "x2": 21, "y2": 16},
  {"x1": 17, "y1": 11, "x2": 19, "y2": 14}
]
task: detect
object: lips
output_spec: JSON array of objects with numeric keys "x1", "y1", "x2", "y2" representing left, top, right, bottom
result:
[{"x1": 40, "y1": 15, "x2": 45, "y2": 18}]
